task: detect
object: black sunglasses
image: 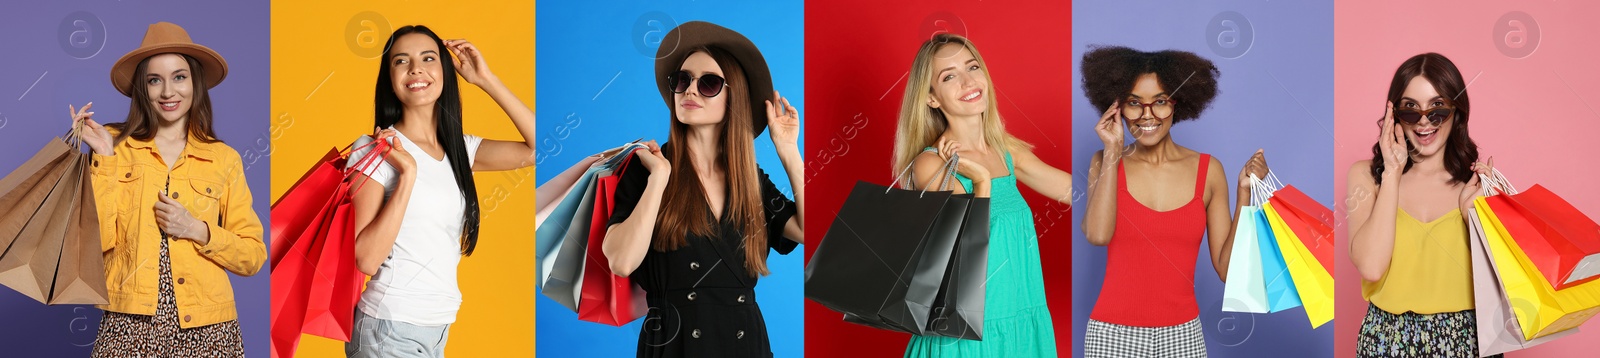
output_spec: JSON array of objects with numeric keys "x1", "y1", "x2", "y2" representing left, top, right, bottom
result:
[
  {"x1": 667, "y1": 71, "x2": 728, "y2": 98},
  {"x1": 1393, "y1": 106, "x2": 1454, "y2": 126}
]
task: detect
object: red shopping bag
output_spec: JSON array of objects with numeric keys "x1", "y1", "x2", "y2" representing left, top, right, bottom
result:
[
  {"x1": 300, "y1": 180, "x2": 366, "y2": 341},
  {"x1": 269, "y1": 197, "x2": 326, "y2": 358},
  {"x1": 269, "y1": 139, "x2": 388, "y2": 358},
  {"x1": 1486, "y1": 184, "x2": 1600, "y2": 290},
  {"x1": 578, "y1": 149, "x2": 648, "y2": 326},
  {"x1": 269, "y1": 149, "x2": 343, "y2": 269},
  {"x1": 1267, "y1": 185, "x2": 1333, "y2": 271}
]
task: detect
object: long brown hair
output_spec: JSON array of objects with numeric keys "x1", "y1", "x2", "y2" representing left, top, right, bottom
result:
[
  {"x1": 107, "y1": 53, "x2": 221, "y2": 145},
  {"x1": 1368, "y1": 52, "x2": 1477, "y2": 185},
  {"x1": 652, "y1": 46, "x2": 770, "y2": 277}
]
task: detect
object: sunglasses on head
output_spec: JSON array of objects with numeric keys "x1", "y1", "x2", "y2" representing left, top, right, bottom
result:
[
  {"x1": 1393, "y1": 105, "x2": 1454, "y2": 126},
  {"x1": 668, "y1": 71, "x2": 728, "y2": 98}
]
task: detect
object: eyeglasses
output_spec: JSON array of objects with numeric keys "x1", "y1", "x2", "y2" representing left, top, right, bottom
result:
[
  {"x1": 1121, "y1": 98, "x2": 1177, "y2": 120},
  {"x1": 667, "y1": 71, "x2": 728, "y2": 98},
  {"x1": 1393, "y1": 105, "x2": 1454, "y2": 126}
]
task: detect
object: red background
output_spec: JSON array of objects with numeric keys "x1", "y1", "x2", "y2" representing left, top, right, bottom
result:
[{"x1": 803, "y1": 1, "x2": 1073, "y2": 355}]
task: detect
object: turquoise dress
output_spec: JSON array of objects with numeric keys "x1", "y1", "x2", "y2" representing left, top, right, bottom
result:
[{"x1": 905, "y1": 151, "x2": 1059, "y2": 357}]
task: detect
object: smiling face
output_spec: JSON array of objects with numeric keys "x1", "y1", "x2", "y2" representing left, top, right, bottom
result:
[
  {"x1": 674, "y1": 51, "x2": 729, "y2": 126},
  {"x1": 387, "y1": 33, "x2": 445, "y2": 108},
  {"x1": 142, "y1": 53, "x2": 195, "y2": 124},
  {"x1": 1398, "y1": 75, "x2": 1454, "y2": 157},
  {"x1": 1123, "y1": 73, "x2": 1173, "y2": 146},
  {"x1": 926, "y1": 44, "x2": 988, "y2": 118}
]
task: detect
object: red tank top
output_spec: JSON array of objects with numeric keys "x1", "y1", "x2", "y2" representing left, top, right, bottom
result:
[{"x1": 1089, "y1": 154, "x2": 1210, "y2": 327}]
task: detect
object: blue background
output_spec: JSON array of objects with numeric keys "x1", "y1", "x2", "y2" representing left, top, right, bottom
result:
[
  {"x1": 0, "y1": 1, "x2": 272, "y2": 357},
  {"x1": 1071, "y1": 1, "x2": 1335, "y2": 357},
  {"x1": 534, "y1": 1, "x2": 805, "y2": 357}
]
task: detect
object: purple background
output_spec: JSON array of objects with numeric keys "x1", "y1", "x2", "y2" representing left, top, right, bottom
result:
[
  {"x1": 1071, "y1": 1, "x2": 1335, "y2": 357},
  {"x1": 0, "y1": 1, "x2": 271, "y2": 356}
]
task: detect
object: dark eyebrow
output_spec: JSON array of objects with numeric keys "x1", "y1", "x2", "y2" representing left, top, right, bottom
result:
[
  {"x1": 171, "y1": 69, "x2": 189, "y2": 75},
  {"x1": 421, "y1": 50, "x2": 438, "y2": 56},
  {"x1": 1125, "y1": 92, "x2": 1171, "y2": 100},
  {"x1": 1400, "y1": 95, "x2": 1446, "y2": 103}
]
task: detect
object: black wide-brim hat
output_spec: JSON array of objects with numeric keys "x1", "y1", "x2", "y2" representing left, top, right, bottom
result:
[{"x1": 654, "y1": 21, "x2": 772, "y2": 136}]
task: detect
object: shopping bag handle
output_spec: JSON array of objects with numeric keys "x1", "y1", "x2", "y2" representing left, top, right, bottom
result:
[
  {"x1": 597, "y1": 141, "x2": 647, "y2": 170},
  {"x1": 592, "y1": 138, "x2": 644, "y2": 161},
  {"x1": 888, "y1": 149, "x2": 959, "y2": 196},
  {"x1": 1247, "y1": 172, "x2": 1284, "y2": 206},
  {"x1": 1477, "y1": 167, "x2": 1516, "y2": 196},
  {"x1": 343, "y1": 137, "x2": 394, "y2": 195}
]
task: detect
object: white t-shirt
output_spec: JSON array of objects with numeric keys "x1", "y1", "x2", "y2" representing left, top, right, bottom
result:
[{"x1": 346, "y1": 127, "x2": 483, "y2": 326}]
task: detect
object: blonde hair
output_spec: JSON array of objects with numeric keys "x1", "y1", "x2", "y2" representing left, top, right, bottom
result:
[{"x1": 891, "y1": 34, "x2": 1029, "y2": 184}]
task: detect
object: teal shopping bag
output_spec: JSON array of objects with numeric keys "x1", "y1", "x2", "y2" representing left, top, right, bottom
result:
[{"x1": 1257, "y1": 207, "x2": 1302, "y2": 313}]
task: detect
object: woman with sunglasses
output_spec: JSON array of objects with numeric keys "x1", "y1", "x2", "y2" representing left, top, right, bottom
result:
[
  {"x1": 601, "y1": 21, "x2": 803, "y2": 358},
  {"x1": 1348, "y1": 53, "x2": 1499, "y2": 357},
  {"x1": 1079, "y1": 46, "x2": 1268, "y2": 357},
  {"x1": 893, "y1": 34, "x2": 1071, "y2": 357},
  {"x1": 341, "y1": 25, "x2": 536, "y2": 357}
]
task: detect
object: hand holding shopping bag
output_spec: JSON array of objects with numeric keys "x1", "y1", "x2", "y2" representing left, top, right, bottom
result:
[
  {"x1": 0, "y1": 122, "x2": 108, "y2": 306},
  {"x1": 536, "y1": 143, "x2": 644, "y2": 313},
  {"x1": 1221, "y1": 173, "x2": 1279, "y2": 313},
  {"x1": 1473, "y1": 168, "x2": 1600, "y2": 342},
  {"x1": 807, "y1": 153, "x2": 988, "y2": 339},
  {"x1": 1467, "y1": 170, "x2": 1578, "y2": 356}
]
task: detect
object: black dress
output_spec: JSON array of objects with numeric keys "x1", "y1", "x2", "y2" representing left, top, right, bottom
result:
[{"x1": 607, "y1": 154, "x2": 798, "y2": 358}]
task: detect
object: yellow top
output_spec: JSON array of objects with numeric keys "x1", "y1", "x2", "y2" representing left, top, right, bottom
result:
[{"x1": 1362, "y1": 208, "x2": 1475, "y2": 314}]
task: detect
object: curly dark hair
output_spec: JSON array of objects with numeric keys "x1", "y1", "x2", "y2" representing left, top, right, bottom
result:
[
  {"x1": 1368, "y1": 52, "x2": 1477, "y2": 185},
  {"x1": 1080, "y1": 46, "x2": 1220, "y2": 123}
]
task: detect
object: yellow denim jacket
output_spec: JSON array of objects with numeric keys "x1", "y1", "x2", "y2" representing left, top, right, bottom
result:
[{"x1": 90, "y1": 130, "x2": 265, "y2": 328}]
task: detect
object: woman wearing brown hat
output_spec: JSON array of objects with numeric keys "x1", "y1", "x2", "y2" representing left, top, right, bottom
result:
[
  {"x1": 341, "y1": 24, "x2": 537, "y2": 357},
  {"x1": 893, "y1": 33, "x2": 1070, "y2": 357},
  {"x1": 600, "y1": 21, "x2": 805, "y2": 357},
  {"x1": 67, "y1": 22, "x2": 265, "y2": 356}
]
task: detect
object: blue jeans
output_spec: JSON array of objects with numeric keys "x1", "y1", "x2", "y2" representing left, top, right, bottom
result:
[{"x1": 345, "y1": 310, "x2": 451, "y2": 358}]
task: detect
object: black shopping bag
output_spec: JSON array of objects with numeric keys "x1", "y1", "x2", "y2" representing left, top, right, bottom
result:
[
  {"x1": 927, "y1": 197, "x2": 988, "y2": 340},
  {"x1": 807, "y1": 154, "x2": 987, "y2": 339}
]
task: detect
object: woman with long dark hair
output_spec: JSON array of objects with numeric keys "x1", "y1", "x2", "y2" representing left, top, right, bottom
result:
[
  {"x1": 70, "y1": 22, "x2": 265, "y2": 357},
  {"x1": 1079, "y1": 46, "x2": 1268, "y2": 357},
  {"x1": 1347, "y1": 52, "x2": 1498, "y2": 358},
  {"x1": 600, "y1": 21, "x2": 804, "y2": 358},
  {"x1": 342, "y1": 25, "x2": 535, "y2": 357}
]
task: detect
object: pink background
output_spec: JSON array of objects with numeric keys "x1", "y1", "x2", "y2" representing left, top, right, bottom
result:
[{"x1": 1333, "y1": 1, "x2": 1600, "y2": 357}]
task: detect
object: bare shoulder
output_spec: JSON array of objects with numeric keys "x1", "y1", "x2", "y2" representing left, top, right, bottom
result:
[{"x1": 1348, "y1": 160, "x2": 1376, "y2": 187}]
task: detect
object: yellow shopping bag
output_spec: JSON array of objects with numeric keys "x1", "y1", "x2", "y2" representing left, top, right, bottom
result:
[
  {"x1": 1262, "y1": 202, "x2": 1334, "y2": 328},
  {"x1": 1476, "y1": 198, "x2": 1600, "y2": 340}
]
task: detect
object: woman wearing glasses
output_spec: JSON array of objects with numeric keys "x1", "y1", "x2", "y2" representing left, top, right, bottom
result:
[
  {"x1": 600, "y1": 21, "x2": 804, "y2": 358},
  {"x1": 894, "y1": 33, "x2": 1072, "y2": 357},
  {"x1": 1079, "y1": 46, "x2": 1268, "y2": 357},
  {"x1": 1348, "y1": 53, "x2": 1498, "y2": 357}
]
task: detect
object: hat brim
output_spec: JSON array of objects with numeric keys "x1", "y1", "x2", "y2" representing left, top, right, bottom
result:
[
  {"x1": 110, "y1": 44, "x2": 228, "y2": 97},
  {"x1": 655, "y1": 21, "x2": 773, "y2": 136}
]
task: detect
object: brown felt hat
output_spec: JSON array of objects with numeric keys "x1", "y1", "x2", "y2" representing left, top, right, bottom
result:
[
  {"x1": 654, "y1": 21, "x2": 772, "y2": 135},
  {"x1": 109, "y1": 22, "x2": 228, "y2": 97}
]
